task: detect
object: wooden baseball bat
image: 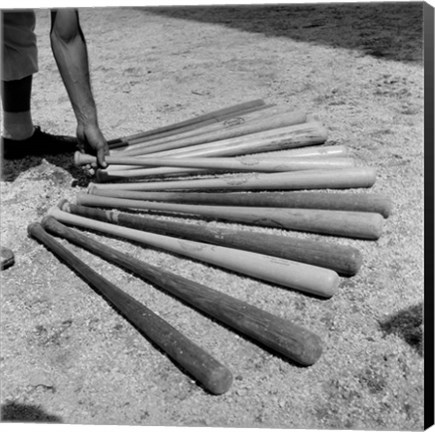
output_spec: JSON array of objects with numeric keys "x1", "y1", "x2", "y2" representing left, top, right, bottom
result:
[
  {"x1": 64, "y1": 203, "x2": 362, "y2": 276},
  {"x1": 87, "y1": 189, "x2": 392, "y2": 218},
  {"x1": 90, "y1": 167, "x2": 377, "y2": 192},
  {"x1": 42, "y1": 216, "x2": 323, "y2": 366},
  {"x1": 51, "y1": 204, "x2": 340, "y2": 298},
  {"x1": 76, "y1": 154, "x2": 355, "y2": 177},
  {"x1": 77, "y1": 153, "x2": 355, "y2": 169},
  {"x1": 121, "y1": 109, "x2": 308, "y2": 155},
  {"x1": 27, "y1": 222, "x2": 233, "y2": 394},
  {"x1": 120, "y1": 144, "x2": 352, "y2": 161},
  {"x1": 97, "y1": 160, "x2": 356, "y2": 182},
  {"x1": 107, "y1": 144, "x2": 353, "y2": 174},
  {"x1": 108, "y1": 99, "x2": 267, "y2": 149},
  {"x1": 75, "y1": 193, "x2": 383, "y2": 240},
  {"x1": 256, "y1": 145, "x2": 351, "y2": 158}
]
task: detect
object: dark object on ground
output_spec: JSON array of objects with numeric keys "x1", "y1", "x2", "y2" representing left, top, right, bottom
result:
[
  {"x1": 1, "y1": 247, "x2": 15, "y2": 270},
  {"x1": 379, "y1": 304, "x2": 423, "y2": 356},
  {"x1": 1, "y1": 401, "x2": 62, "y2": 423},
  {"x1": 2, "y1": 126, "x2": 77, "y2": 159}
]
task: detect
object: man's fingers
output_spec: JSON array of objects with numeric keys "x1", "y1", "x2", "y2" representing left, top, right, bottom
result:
[
  {"x1": 97, "y1": 147, "x2": 108, "y2": 169},
  {"x1": 76, "y1": 135, "x2": 86, "y2": 153}
]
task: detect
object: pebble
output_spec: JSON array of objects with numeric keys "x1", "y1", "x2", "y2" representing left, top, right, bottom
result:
[{"x1": 28, "y1": 370, "x2": 55, "y2": 389}]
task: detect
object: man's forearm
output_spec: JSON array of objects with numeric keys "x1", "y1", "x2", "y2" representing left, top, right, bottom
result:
[{"x1": 50, "y1": 10, "x2": 98, "y2": 126}]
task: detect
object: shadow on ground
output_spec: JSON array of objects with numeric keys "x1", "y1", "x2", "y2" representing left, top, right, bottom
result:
[
  {"x1": 379, "y1": 303, "x2": 423, "y2": 356},
  {"x1": 1, "y1": 401, "x2": 62, "y2": 423},
  {"x1": 145, "y1": 2, "x2": 422, "y2": 64},
  {"x1": 1, "y1": 153, "x2": 91, "y2": 187}
]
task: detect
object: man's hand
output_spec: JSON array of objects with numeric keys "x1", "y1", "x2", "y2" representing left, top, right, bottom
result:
[{"x1": 77, "y1": 122, "x2": 109, "y2": 169}]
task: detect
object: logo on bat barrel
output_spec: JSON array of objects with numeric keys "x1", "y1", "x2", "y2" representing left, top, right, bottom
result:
[{"x1": 223, "y1": 117, "x2": 246, "y2": 127}]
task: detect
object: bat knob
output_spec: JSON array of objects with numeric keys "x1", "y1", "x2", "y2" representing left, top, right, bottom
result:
[
  {"x1": 87, "y1": 183, "x2": 97, "y2": 194},
  {"x1": 74, "y1": 151, "x2": 96, "y2": 166},
  {"x1": 74, "y1": 151, "x2": 82, "y2": 166},
  {"x1": 57, "y1": 199, "x2": 71, "y2": 212},
  {"x1": 27, "y1": 221, "x2": 41, "y2": 237},
  {"x1": 204, "y1": 365, "x2": 233, "y2": 395}
]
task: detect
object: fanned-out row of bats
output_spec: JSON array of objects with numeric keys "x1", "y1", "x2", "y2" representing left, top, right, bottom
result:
[{"x1": 29, "y1": 99, "x2": 392, "y2": 394}]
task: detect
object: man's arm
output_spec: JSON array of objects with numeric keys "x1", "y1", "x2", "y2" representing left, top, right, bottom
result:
[{"x1": 50, "y1": 9, "x2": 108, "y2": 168}]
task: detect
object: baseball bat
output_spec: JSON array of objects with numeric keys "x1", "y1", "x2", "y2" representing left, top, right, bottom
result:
[
  {"x1": 121, "y1": 109, "x2": 308, "y2": 155},
  {"x1": 76, "y1": 153, "x2": 355, "y2": 176},
  {"x1": 256, "y1": 145, "x2": 351, "y2": 158},
  {"x1": 65, "y1": 203, "x2": 362, "y2": 276},
  {"x1": 108, "y1": 99, "x2": 267, "y2": 149},
  {"x1": 122, "y1": 144, "x2": 352, "y2": 161},
  {"x1": 27, "y1": 222, "x2": 233, "y2": 394},
  {"x1": 87, "y1": 189, "x2": 392, "y2": 218},
  {"x1": 51, "y1": 204, "x2": 340, "y2": 298},
  {"x1": 98, "y1": 161, "x2": 356, "y2": 182},
  {"x1": 90, "y1": 167, "x2": 377, "y2": 192},
  {"x1": 108, "y1": 145, "x2": 353, "y2": 174},
  {"x1": 42, "y1": 216, "x2": 323, "y2": 366},
  {"x1": 75, "y1": 193, "x2": 383, "y2": 240}
]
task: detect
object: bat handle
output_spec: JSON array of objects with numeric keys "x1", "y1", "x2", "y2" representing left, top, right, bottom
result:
[
  {"x1": 95, "y1": 169, "x2": 113, "y2": 183},
  {"x1": 27, "y1": 222, "x2": 233, "y2": 395}
]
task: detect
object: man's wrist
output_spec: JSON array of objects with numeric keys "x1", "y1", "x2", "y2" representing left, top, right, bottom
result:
[
  {"x1": 76, "y1": 112, "x2": 99, "y2": 128},
  {"x1": 73, "y1": 95, "x2": 99, "y2": 126}
]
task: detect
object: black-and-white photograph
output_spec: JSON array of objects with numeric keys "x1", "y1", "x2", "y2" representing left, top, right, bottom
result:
[{"x1": 1, "y1": 1, "x2": 432, "y2": 430}]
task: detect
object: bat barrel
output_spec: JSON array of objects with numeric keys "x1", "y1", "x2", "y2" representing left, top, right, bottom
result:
[
  {"x1": 87, "y1": 189, "x2": 392, "y2": 218},
  {"x1": 94, "y1": 157, "x2": 357, "y2": 181},
  {"x1": 75, "y1": 193, "x2": 383, "y2": 240},
  {"x1": 83, "y1": 154, "x2": 355, "y2": 170},
  {"x1": 89, "y1": 167, "x2": 377, "y2": 191},
  {"x1": 106, "y1": 144, "x2": 354, "y2": 173},
  {"x1": 27, "y1": 222, "x2": 233, "y2": 394}
]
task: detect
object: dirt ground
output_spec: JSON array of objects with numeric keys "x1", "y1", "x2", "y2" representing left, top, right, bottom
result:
[{"x1": 0, "y1": 3, "x2": 426, "y2": 430}]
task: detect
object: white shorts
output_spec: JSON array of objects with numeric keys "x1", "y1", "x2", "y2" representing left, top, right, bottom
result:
[{"x1": 2, "y1": 10, "x2": 38, "y2": 82}]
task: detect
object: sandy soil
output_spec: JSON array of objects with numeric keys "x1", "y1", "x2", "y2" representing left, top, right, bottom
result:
[{"x1": 1, "y1": 3, "x2": 425, "y2": 429}]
